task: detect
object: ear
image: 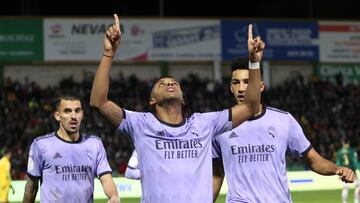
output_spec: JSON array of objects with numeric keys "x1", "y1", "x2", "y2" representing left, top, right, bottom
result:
[
  {"x1": 230, "y1": 84, "x2": 234, "y2": 93},
  {"x1": 260, "y1": 81, "x2": 265, "y2": 92},
  {"x1": 149, "y1": 98, "x2": 156, "y2": 106},
  {"x1": 54, "y1": 111, "x2": 61, "y2": 122}
]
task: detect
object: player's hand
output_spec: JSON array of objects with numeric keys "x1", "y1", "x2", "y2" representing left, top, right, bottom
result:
[
  {"x1": 248, "y1": 24, "x2": 265, "y2": 62},
  {"x1": 107, "y1": 196, "x2": 120, "y2": 203},
  {"x1": 336, "y1": 166, "x2": 355, "y2": 183},
  {"x1": 104, "y1": 14, "x2": 121, "y2": 56},
  {"x1": 10, "y1": 185, "x2": 15, "y2": 194}
]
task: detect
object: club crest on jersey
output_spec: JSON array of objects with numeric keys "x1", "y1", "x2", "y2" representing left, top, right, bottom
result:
[
  {"x1": 229, "y1": 132, "x2": 238, "y2": 139},
  {"x1": 268, "y1": 127, "x2": 276, "y2": 138}
]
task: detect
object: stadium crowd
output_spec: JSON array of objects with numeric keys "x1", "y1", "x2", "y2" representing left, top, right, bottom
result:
[{"x1": 1, "y1": 72, "x2": 359, "y2": 179}]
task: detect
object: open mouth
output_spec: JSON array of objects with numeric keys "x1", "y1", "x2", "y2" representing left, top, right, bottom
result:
[
  {"x1": 166, "y1": 87, "x2": 176, "y2": 92},
  {"x1": 69, "y1": 121, "x2": 77, "y2": 128},
  {"x1": 237, "y1": 95, "x2": 245, "y2": 101}
]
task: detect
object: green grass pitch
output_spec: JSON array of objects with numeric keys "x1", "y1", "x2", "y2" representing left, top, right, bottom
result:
[
  {"x1": 95, "y1": 189, "x2": 354, "y2": 203},
  {"x1": 16, "y1": 189, "x2": 355, "y2": 203}
]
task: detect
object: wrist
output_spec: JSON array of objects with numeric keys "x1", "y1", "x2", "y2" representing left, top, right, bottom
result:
[
  {"x1": 103, "y1": 53, "x2": 114, "y2": 58},
  {"x1": 248, "y1": 61, "x2": 260, "y2": 70},
  {"x1": 103, "y1": 50, "x2": 115, "y2": 58}
]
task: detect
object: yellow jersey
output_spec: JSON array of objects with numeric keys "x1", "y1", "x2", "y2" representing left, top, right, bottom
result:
[{"x1": 0, "y1": 156, "x2": 11, "y2": 186}]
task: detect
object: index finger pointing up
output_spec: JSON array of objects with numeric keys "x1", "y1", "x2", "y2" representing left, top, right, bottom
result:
[
  {"x1": 114, "y1": 14, "x2": 120, "y2": 32},
  {"x1": 248, "y1": 24, "x2": 253, "y2": 40}
]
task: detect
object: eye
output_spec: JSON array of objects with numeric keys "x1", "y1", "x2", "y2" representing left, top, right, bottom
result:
[
  {"x1": 158, "y1": 82, "x2": 165, "y2": 87},
  {"x1": 64, "y1": 109, "x2": 71, "y2": 113},
  {"x1": 173, "y1": 82, "x2": 179, "y2": 86},
  {"x1": 75, "y1": 108, "x2": 82, "y2": 113},
  {"x1": 232, "y1": 81, "x2": 240, "y2": 85}
]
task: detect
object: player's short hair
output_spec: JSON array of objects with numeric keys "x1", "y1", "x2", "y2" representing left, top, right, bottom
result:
[
  {"x1": 230, "y1": 57, "x2": 263, "y2": 79},
  {"x1": 1, "y1": 146, "x2": 12, "y2": 156},
  {"x1": 54, "y1": 92, "x2": 82, "y2": 110},
  {"x1": 149, "y1": 76, "x2": 177, "y2": 100},
  {"x1": 341, "y1": 136, "x2": 350, "y2": 145}
]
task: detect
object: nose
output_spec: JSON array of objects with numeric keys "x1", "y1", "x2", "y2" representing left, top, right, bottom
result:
[
  {"x1": 70, "y1": 112, "x2": 77, "y2": 119},
  {"x1": 239, "y1": 82, "x2": 247, "y2": 92},
  {"x1": 166, "y1": 82, "x2": 175, "y2": 86}
]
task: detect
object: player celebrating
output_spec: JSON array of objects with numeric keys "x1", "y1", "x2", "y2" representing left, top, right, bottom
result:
[
  {"x1": 212, "y1": 58, "x2": 355, "y2": 203},
  {"x1": 90, "y1": 14, "x2": 263, "y2": 203}
]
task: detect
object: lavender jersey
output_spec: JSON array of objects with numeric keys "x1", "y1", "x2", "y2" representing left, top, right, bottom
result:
[
  {"x1": 27, "y1": 132, "x2": 112, "y2": 203},
  {"x1": 213, "y1": 106, "x2": 311, "y2": 203},
  {"x1": 118, "y1": 108, "x2": 232, "y2": 203}
]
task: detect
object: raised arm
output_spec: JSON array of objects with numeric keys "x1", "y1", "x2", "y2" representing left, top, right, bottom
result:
[
  {"x1": 304, "y1": 148, "x2": 355, "y2": 183},
  {"x1": 90, "y1": 14, "x2": 124, "y2": 127},
  {"x1": 22, "y1": 176, "x2": 39, "y2": 203},
  {"x1": 231, "y1": 24, "x2": 264, "y2": 128}
]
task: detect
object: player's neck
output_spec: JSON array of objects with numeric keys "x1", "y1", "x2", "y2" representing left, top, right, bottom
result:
[
  {"x1": 254, "y1": 104, "x2": 263, "y2": 117},
  {"x1": 155, "y1": 104, "x2": 183, "y2": 125},
  {"x1": 57, "y1": 128, "x2": 80, "y2": 142}
]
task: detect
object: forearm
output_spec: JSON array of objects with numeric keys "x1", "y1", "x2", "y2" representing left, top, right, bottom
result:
[
  {"x1": 213, "y1": 159, "x2": 225, "y2": 202},
  {"x1": 101, "y1": 174, "x2": 119, "y2": 200},
  {"x1": 104, "y1": 182, "x2": 119, "y2": 199},
  {"x1": 90, "y1": 55, "x2": 113, "y2": 108},
  {"x1": 22, "y1": 179, "x2": 38, "y2": 203},
  {"x1": 242, "y1": 67, "x2": 261, "y2": 114},
  {"x1": 309, "y1": 157, "x2": 339, "y2": 175},
  {"x1": 213, "y1": 175, "x2": 224, "y2": 202},
  {"x1": 306, "y1": 148, "x2": 338, "y2": 175}
]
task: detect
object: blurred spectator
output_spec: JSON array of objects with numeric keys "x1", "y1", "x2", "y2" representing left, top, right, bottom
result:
[{"x1": 1, "y1": 73, "x2": 360, "y2": 179}]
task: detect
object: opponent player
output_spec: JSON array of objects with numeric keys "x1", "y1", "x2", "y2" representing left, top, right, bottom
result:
[
  {"x1": 337, "y1": 136, "x2": 360, "y2": 203},
  {"x1": 0, "y1": 148, "x2": 14, "y2": 203}
]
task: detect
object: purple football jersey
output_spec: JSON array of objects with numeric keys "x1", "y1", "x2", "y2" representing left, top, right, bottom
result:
[
  {"x1": 213, "y1": 106, "x2": 311, "y2": 203},
  {"x1": 27, "y1": 132, "x2": 112, "y2": 203},
  {"x1": 118, "y1": 108, "x2": 232, "y2": 203}
]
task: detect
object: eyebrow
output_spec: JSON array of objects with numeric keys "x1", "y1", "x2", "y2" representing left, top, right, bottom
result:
[
  {"x1": 63, "y1": 107, "x2": 82, "y2": 111},
  {"x1": 156, "y1": 79, "x2": 177, "y2": 84}
]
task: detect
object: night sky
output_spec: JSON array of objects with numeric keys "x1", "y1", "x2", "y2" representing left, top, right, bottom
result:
[{"x1": 1, "y1": 0, "x2": 360, "y2": 20}]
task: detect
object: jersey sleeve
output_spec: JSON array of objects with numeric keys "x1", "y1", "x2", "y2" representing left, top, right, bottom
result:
[
  {"x1": 351, "y1": 149, "x2": 360, "y2": 169},
  {"x1": 127, "y1": 150, "x2": 139, "y2": 168},
  {"x1": 202, "y1": 109, "x2": 232, "y2": 137},
  {"x1": 96, "y1": 140, "x2": 112, "y2": 178},
  {"x1": 212, "y1": 137, "x2": 222, "y2": 159},
  {"x1": 336, "y1": 150, "x2": 342, "y2": 166},
  {"x1": 27, "y1": 141, "x2": 43, "y2": 178},
  {"x1": 286, "y1": 113, "x2": 311, "y2": 157},
  {"x1": 117, "y1": 108, "x2": 144, "y2": 139}
]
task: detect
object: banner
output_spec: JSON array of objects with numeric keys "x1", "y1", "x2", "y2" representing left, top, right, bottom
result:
[
  {"x1": 44, "y1": 18, "x2": 220, "y2": 61},
  {"x1": 0, "y1": 19, "x2": 43, "y2": 61},
  {"x1": 148, "y1": 19, "x2": 221, "y2": 61},
  {"x1": 316, "y1": 63, "x2": 360, "y2": 83},
  {"x1": 44, "y1": 18, "x2": 148, "y2": 61},
  {"x1": 221, "y1": 20, "x2": 319, "y2": 61},
  {"x1": 319, "y1": 21, "x2": 360, "y2": 62}
]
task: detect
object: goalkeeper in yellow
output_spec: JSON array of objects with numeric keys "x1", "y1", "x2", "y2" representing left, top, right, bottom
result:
[
  {"x1": 337, "y1": 136, "x2": 360, "y2": 203},
  {"x1": 0, "y1": 148, "x2": 14, "y2": 203}
]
